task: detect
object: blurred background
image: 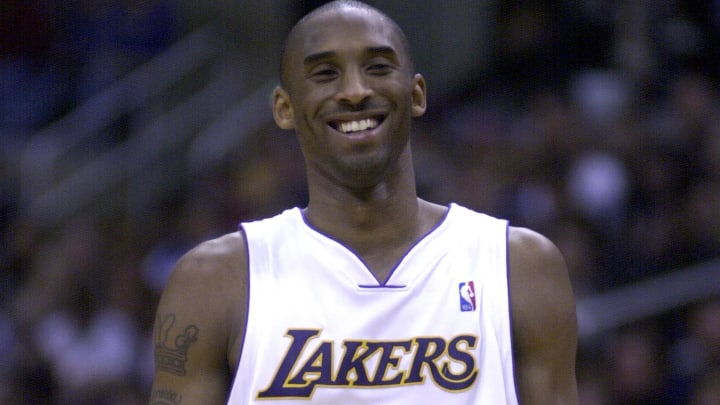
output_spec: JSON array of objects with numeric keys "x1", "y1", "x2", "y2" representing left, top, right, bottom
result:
[{"x1": 1, "y1": 0, "x2": 719, "y2": 403}]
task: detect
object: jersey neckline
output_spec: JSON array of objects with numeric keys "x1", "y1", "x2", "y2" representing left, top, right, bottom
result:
[{"x1": 293, "y1": 203, "x2": 457, "y2": 287}]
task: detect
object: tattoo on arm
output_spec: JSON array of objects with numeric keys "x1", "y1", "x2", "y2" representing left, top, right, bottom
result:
[
  {"x1": 150, "y1": 389, "x2": 183, "y2": 404},
  {"x1": 155, "y1": 313, "x2": 199, "y2": 376}
]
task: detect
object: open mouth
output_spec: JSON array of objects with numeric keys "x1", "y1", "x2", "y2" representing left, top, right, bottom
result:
[{"x1": 329, "y1": 116, "x2": 385, "y2": 134}]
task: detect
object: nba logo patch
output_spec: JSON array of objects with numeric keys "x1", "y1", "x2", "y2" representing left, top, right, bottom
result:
[{"x1": 459, "y1": 281, "x2": 476, "y2": 312}]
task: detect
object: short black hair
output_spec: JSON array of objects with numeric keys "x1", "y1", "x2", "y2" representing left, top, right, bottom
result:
[{"x1": 278, "y1": 0, "x2": 414, "y2": 87}]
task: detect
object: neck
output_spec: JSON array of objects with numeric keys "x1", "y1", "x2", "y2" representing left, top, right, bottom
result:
[
  {"x1": 301, "y1": 151, "x2": 448, "y2": 282},
  {"x1": 303, "y1": 150, "x2": 421, "y2": 251},
  {"x1": 304, "y1": 180, "x2": 420, "y2": 243}
]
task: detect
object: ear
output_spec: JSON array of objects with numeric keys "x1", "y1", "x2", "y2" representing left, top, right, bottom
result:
[
  {"x1": 411, "y1": 73, "x2": 427, "y2": 117},
  {"x1": 272, "y1": 86, "x2": 295, "y2": 129}
]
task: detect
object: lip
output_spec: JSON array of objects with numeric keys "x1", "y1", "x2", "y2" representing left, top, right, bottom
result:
[{"x1": 324, "y1": 112, "x2": 387, "y2": 136}]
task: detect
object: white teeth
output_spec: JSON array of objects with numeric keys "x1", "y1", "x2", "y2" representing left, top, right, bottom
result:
[{"x1": 339, "y1": 118, "x2": 378, "y2": 133}]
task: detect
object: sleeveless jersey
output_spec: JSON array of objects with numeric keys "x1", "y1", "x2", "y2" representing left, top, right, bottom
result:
[{"x1": 228, "y1": 203, "x2": 518, "y2": 404}]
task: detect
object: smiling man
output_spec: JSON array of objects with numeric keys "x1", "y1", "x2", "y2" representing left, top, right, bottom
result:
[{"x1": 149, "y1": 1, "x2": 578, "y2": 404}]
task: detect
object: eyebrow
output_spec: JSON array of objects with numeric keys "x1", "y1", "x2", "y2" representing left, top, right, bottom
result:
[
  {"x1": 303, "y1": 46, "x2": 400, "y2": 66},
  {"x1": 303, "y1": 51, "x2": 335, "y2": 66},
  {"x1": 366, "y1": 46, "x2": 399, "y2": 61}
]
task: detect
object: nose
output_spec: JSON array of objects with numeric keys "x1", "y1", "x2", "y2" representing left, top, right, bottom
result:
[{"x1": 335, "y1": 68, "x2": 372, "y2": 106}]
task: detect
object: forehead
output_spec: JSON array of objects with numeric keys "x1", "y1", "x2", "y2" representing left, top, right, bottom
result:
[{"x1": 289, "y1": 7, "x2": 405, "y2": 64}]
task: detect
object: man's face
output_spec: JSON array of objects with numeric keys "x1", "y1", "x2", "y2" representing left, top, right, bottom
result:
[{"x1": 274, "y1": 7, "x2": 426, "y2": 189}]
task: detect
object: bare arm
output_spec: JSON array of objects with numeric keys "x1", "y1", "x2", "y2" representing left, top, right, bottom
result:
[
  {"x1": 509, "y1": 227, "x2": 578, "y2": 404},
  {"x1": 149, "y1": 233, "x2": 247, "y2": 404}
]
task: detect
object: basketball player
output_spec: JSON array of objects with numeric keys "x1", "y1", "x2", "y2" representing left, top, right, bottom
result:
[{"x1": 149, "y1": 1, "x2": 578, "y2": 403}]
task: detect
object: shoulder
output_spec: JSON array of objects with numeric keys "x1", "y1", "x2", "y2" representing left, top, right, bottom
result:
[
  {"x1": 508, "y1": 227, "x2": 577, "y2": 403},
  {"x1": 507, "y1": 226, "x2": 575, "y2": 325},
  {"x1": 164, "y1": 231, "x2": 248, "y2": 305},
  {"x1": 507, "y1": 226, "x2": 566, "y2": 277},
  {"x1": 172, "y1": 231, "x2": 248, "y2": 282},
  {"x1": 507, "y1": 225, "x2": 577, "y2": 350},
  {"x1": 507, "y1": 226, "x2": 578, "y2": 401},
  {"x1": 157, "y1": 231, "x2": 249, "y2": 364},
  {"x1": 167, "y1": 229, "x2": 248, "y2": 317}
]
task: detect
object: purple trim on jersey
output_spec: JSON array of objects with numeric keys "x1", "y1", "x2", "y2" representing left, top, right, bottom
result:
[
  {"x1": 357, "y1": 284, "x2": 406, "y2": 289},
  {"x1": 298, "y1": 204, "x2": 452, "y2": 287},
  {"x1": 505, "y1": 223, "x2": 522, "y2": 404},
  {"x1": 233, "y1": 225, "x2": 251, "y2": 372}
]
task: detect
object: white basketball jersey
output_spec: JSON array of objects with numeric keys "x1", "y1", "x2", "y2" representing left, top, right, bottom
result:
[{"x1": 228, "y1": 203, "x2": 518, "y2": 404}]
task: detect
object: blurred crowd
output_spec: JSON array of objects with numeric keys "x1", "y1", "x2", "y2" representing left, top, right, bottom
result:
[{"x1": 1, "y1": 1, "x2": 720, "y2": 404}]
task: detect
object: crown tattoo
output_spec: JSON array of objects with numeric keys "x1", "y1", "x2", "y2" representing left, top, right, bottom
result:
[{"x1": 155, "y1": 314, "x2": 199, "y2": 376}]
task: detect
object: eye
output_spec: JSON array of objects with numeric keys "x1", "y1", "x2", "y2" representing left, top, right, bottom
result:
[
  {"x1": 308, "y1": 65, "x2": 338, "y2": 82},
  {"x1": 367, "y1": 63, "x2": 394, "y2": 76}
]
